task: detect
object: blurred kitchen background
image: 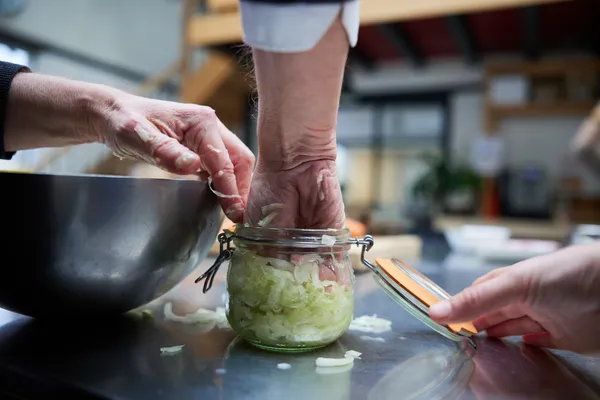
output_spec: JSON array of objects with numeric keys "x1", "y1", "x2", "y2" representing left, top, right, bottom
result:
[{"x1": 1, "y1": 0, "x2": 599, "y2": 264}]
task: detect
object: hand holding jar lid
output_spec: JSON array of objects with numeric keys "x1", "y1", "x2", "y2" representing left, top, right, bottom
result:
[{"x1": 430, "y1": 241, "x2": 600, "y2": 354}]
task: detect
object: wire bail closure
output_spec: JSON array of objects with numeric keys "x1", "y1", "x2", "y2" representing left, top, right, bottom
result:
[{"x1": 194, "y1": 231, "x2": 234, "y2": 293}]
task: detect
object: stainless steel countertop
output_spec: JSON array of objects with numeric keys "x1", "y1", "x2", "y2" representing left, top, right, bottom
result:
[{"x1": 0, "y1": 250, "x2": 599, "y2": 399}]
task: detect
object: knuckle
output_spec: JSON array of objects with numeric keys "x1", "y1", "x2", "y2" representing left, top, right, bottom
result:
[
  {"x1": 150, "y1": 137, "x2": 176, "y2": 158},
  {"x1": 115, "y1": 118, "x2": 138, "y2": 136},
  {"x1": 219, "y1": 162, "x2": 236, "y2": 175},
  {"x1": 189, "y1": 105, "x2": 216, "y2": 121},
  {"x1": 243, "y1": 151, "x2": 256, "y2": 167}
]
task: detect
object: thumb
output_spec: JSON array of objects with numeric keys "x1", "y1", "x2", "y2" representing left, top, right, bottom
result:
[{"x1": 429, "y1": 271, "x2": 529, "y2": 324}]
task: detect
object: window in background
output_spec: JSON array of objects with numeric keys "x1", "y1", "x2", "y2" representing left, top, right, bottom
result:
[
  {"x1": 339, "y1": 94, "x2": 449, "y2": 232},
  {"x1": 336, "y1": 106, "x2": 375, "y2": 147},
  {"x1": 383, "y1": 104, "x2": 444, "y2": 144}
]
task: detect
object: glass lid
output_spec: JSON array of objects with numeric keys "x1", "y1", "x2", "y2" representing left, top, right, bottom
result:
[{"x1": 370, "y1": 258, "x2": 477, "y2": 342}]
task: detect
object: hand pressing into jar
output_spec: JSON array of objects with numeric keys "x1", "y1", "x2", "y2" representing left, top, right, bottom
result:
[
  {"x1": 243, "y1": 19, "x2": 348, "y2": 231},
  {"x1": 244, "y1": 160, "x2": 345, "y2": 229},
  {"x1": 243, "y1": 158, "x2": 346, "y2": 284}
]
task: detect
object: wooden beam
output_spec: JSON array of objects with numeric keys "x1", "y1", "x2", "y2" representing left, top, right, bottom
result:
[
  {"x1": 190, "y1": 0, "x2": 571, "y2": 46},
  {"x1": 522, "y1": 5, "x2": 541, "y2": 60},
  {"x1": 206, "y1": 0, "x2": 238, "y2": 13},
  {"x1": 348, "y1": 46, "x2": 375, "y2": 70},
  {"x1": 445, "y1": 15, "x2": 479, "y2": 64},
  {"x1": 189, "y1": 13, "x2": 242, "y2": 47},
  {"x1": 134, "y1": 60, "x2": 181, "y2": 96},
  {"x1": 181, "y1": 52, "x2": 237, "y2": 104},
  {"x1": 377, "y1": 23, "x2": 425, "y2": 68}
]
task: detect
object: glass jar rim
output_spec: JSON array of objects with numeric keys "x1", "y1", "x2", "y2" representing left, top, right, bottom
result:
[{"x1": 232, "y1": 225, "x2": 351, "y2": 249}]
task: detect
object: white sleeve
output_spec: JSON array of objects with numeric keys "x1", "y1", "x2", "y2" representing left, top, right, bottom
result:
[{"x1": 239, "y1": 0, "x2": 360, "y2": 53}]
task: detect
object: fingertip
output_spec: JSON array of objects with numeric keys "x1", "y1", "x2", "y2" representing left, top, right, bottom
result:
[
  {"x1": 429, "y1": 300, "x2": 452, "y2": 322},
  {"x1": 224, "y1": 202, "x2": 244, "y2": 223},
  {"x1": 522, "y1": 332, "x2": 556, "y2": 349}
]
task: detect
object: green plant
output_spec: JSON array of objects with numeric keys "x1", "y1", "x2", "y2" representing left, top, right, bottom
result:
[{"x1": 411, "y1": 152, "x2": 481, "y2": 207}]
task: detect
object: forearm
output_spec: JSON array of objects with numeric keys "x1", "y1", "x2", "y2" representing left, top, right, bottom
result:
[
  {"x1": 254, "y1": 17, "x2": 348, "y2": 171},
  {"x1": 4, "y1": 73, "x2": 113, "y2": 151}
]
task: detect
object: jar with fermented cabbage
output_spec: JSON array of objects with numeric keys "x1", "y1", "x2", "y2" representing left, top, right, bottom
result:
[{"x1": 225, "y1": 226, "x2": 355, "y2": 352}]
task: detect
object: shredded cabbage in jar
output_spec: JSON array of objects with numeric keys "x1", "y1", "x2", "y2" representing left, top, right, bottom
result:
[{"x1": 227, "y1": 249, "x2": 353, "y2": 346}]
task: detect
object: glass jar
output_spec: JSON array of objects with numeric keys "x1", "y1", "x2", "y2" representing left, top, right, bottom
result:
[{"x1": 225, "y1": 226, "x2": 355, "y2": 353}]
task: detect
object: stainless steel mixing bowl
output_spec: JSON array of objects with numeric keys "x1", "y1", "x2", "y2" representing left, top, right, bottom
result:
[{"x1": 0, "y1": 171, "x2": 221, "y2": 318}]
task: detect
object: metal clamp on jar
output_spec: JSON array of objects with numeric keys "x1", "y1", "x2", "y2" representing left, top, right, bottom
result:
[{"x1": 197, "y1": 227, "x2": 477, "y2": 352}]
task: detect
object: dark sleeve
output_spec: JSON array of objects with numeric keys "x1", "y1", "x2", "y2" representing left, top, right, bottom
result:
[
  {"x1": 240, "y1": 0, "x2": 352, "y2": 3},
  {"x1": 0, "y1": 61, "x2": 30, "y2": 160}
]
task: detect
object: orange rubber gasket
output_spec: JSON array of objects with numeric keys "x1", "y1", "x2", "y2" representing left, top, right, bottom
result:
[{"x1": 376, "y1": 258, "x2": 477, "y2": 335}]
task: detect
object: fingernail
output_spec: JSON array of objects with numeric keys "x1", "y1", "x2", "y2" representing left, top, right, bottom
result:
[
  {"x1": 226, "y1": 204, "x2": 243, "y2": 221},
  {"x1": 175, "y1": 153, "x2": 196, "y2": 170},
  {"x1": 430, "y1": 301, "x2": 452, "y2": 319}
]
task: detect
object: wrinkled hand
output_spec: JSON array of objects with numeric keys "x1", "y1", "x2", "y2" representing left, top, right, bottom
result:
[
  {"x1": 97, "y1": 94, "x2": 254, "y2": 222},
  {"x1": 429, "y1": 242, "x2": 600, "y2": 354},
  {"x1": 244, "y1": 160, "x2": 346, "y2": 283},
  {"x1": 244, "y1": 160, "x2": 345, "y2": 229}
]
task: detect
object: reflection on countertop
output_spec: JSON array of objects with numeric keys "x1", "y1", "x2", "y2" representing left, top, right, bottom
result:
[{"x1": 0, "y1": 254, "x2": 598, "y2": 399}]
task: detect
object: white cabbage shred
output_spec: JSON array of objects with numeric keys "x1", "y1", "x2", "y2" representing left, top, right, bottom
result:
[
  {"x1": 315, "y1": 349, "x2": 361, "y2": 369},
  {"x1": 316, "y1": 364, "x2": 354, "y2": 375},
  {"x1": 257, "y1": 203, "x2": 285, "y2": 227},
  {"x1": 261, "y1": 203, "x2": 284, "y2": 215},
  {"x1": 348, "y1": 314, "x2": 392, "y2": 333},
  {"x1": 227, "y1": 250, "x2": 353, "y2": 346},
  {"x1": 257, "y1": 212, "x2": 278, "y2": 227},
  {"x1": 315, "y1": 357, "x2": 354, "y2": 368},
  {"x1": 359, "y1": 335, "x2": 386, "y2": 343},
  {"x1": 160, "y1": 345, "x2": 185, "y2": 355},
  {"x1": 344, "y1": 350, "x2": 362, "y2": 360},
  {"x1": 277, "y1": 363, "x2": 292, "y2": 370},
  {"x1": 321, "y1": 235, "x2": 336, "y2": 246},
  {"x1": 207, "y1": 177, "x2": 243, "y2": 199},
  {"x1": 164, "y1": 302, "x2": 230, "y2": 330},
  {"x1": 316, "y1": 169, "x2": 328, "y2": 201}
]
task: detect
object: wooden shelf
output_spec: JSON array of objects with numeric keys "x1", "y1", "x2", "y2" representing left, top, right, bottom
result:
[
  {"x1": 485, "y1": 59, "x2": 600, "y2": 76},
  {"x1": 491, "y1": 102, "x2": 597, "y2": 117},
  {"x1": 434, "y1": 215, "x2": 570, "y2": 241},
  {"x1": 483, "y1": 58, "x2": 600, "y2": 133}
]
